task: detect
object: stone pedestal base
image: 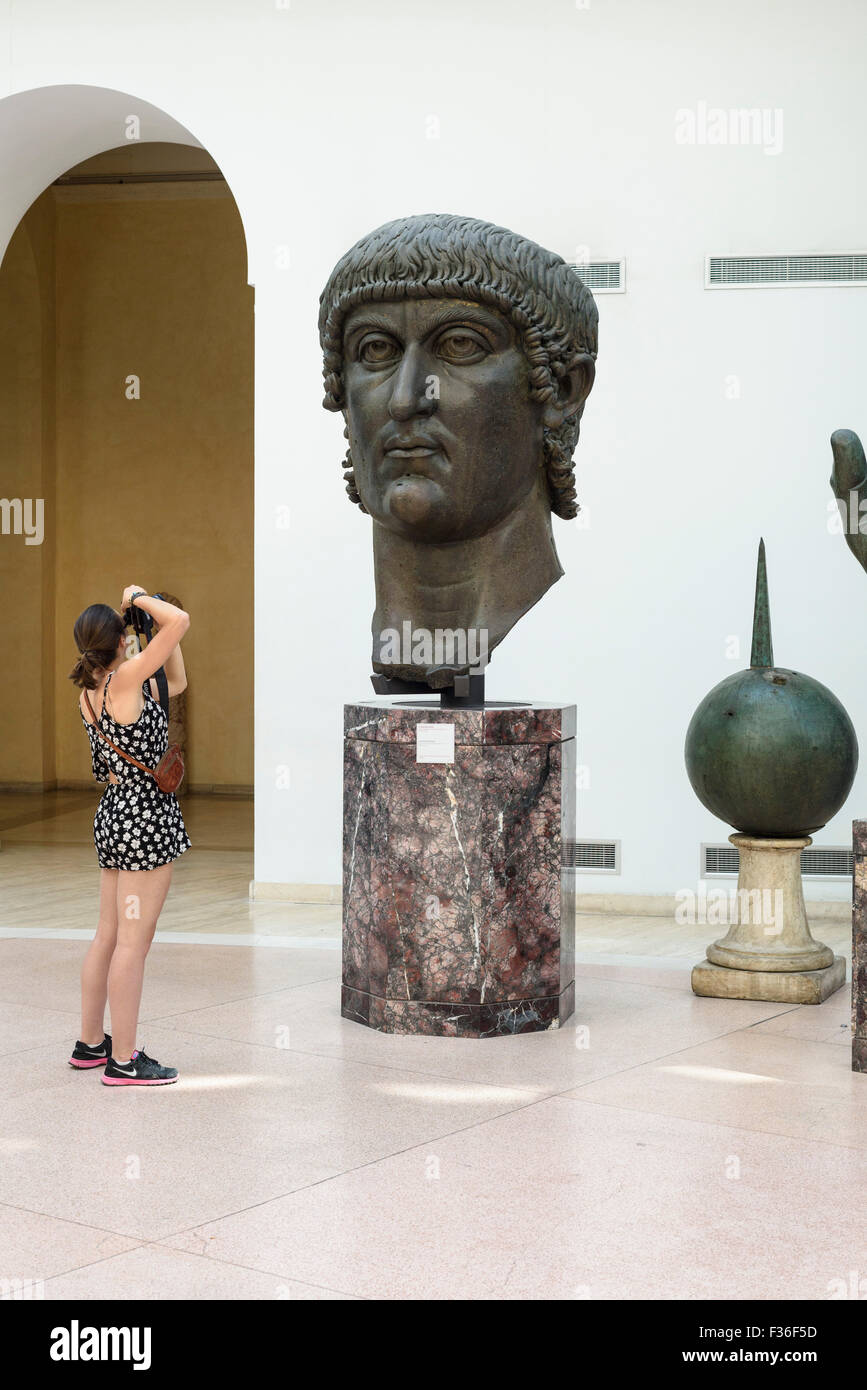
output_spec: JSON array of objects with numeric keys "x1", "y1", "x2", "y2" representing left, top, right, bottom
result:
[
  {"x1": 852, "y1": 822, "x2": 867, "y2": 1072},
  {"x1": 692, "y1": 832, "x2": 844, "y2": 1005},
  {"x1": 341, "y1": 980, "x2": 576, "y2": 1039},
  {"x1": 692, "y1": 955, "x2": 846, "y2": 1004},
  {"x1": 342, "y1": 699, "x2": 576, "y2": 1038}
]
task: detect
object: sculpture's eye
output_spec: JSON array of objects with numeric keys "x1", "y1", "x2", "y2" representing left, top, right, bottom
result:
[
  {"x1": 436, "y1": 329, "x2": 489, "y2": 364},
  {"x1": 359, "y1": 335, "x2": 400, "y2": 366}
]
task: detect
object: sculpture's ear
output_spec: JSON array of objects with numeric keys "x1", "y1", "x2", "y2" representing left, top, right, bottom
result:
[{"x1": 541, "y1": 354, "x2": 595, "y2": 428}]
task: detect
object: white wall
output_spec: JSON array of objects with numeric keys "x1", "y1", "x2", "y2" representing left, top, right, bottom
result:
[{"x1": 1, "y1": 0, "x2": 866, "y2": 901}]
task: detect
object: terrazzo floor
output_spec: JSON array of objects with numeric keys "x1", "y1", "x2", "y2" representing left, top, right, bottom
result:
[{"x1": 0, "y1": 791, "x2": 863, "y2": 1300}]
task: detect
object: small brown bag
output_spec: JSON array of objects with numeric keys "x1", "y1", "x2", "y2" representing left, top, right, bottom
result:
[{"x1": 84, "y1": 687, "x2": 184, "y2": 794}]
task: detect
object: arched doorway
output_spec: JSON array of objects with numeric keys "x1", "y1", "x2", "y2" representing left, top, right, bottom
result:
[{"x1": 0, "y1": 85, "x2": 253, "y2": 924}]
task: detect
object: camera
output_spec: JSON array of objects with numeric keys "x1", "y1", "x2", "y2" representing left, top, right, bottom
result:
[{"x1": 122, "y1": 592, "x2": 171, "y2": 714}]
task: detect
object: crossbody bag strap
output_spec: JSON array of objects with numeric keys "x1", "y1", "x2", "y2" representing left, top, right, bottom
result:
[
  {"x1": 83, "y1": 690, "x2": 156, "y2": 781},
  {"x1": 141, "y1": 592, "x2": 170, "y2": 718},
  {"x1": 153, "y1": 663, "x2": 170, "y2": 717}
]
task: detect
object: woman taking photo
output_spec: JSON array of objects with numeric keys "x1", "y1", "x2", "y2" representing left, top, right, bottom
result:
[{"x1": 68, "y1": 585, "x2": 192, "y2": 1087}]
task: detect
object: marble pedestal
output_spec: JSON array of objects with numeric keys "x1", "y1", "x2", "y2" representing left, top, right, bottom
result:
[
  {"x1": 852, "y1": 822, "x2": 867, "y2": 1071},
  {"x1": 692, "y1": 833, "x2": 846, "y2": 1004},
  {"x1": 342, "y1": 700, "x2": 576, "y2": 1037}
]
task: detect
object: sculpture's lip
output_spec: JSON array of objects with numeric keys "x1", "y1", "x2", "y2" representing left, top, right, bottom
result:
[
  {"x1": 382, "y1": 430, "x2": 445, "y2": 453},
  {"x1": 379, "y1": 440, "x2": 447, "y2": 483}
]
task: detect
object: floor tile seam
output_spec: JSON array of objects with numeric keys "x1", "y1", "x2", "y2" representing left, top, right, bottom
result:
[
  {"x1": 741, "y1": 1010, "x2": 832, "y2": 1031},
  {"x1": 0, "y1": 934, "x2": 339, "y2": 945},
  {"x1": 120, "y1": 1021, "x2": 547, "y2": 1097},
  {"x1": 576, "y1": 970, "x2": 820, "y2": 1002},
  {"x1": 0, "y1": 1204, "x2": 359, "y2": 1299},
  {"x1": 135, "y1": 1240, "x2": 368, "y2": 1299},
  {"x1": 144, "y1": 1027, "x2": 554, "y2": 1095},
  {"x1": 549, "y1": 1091, "x2": 867, "y2": 1154},
  {"x1": 0, "y1": 980, "x2": 343, "y2": 1050},
  {"x1": 152, "y1": 1092, "x2": 559, "y2": 1240},
  {"x1": 0, "y1": 1008, "x2": 823, "y2": 1087},
  {"x1": 545, "y1": 1017, "x2": 855, "y2": 1099},
  {"x1": 0, "y1": 1197, "x2": 150, "y2": 1248},
  {"x1": 138, "y1": 975, "x2": 344, "y2": 1018},
  {"x1": 0, "y1": 1049, "x2": 545, "y2": 1113}
]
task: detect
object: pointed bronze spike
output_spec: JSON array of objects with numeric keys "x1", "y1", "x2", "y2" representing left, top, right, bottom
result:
[{"x1": 750, "y1": 538, "x2": 774, "y2": 668}]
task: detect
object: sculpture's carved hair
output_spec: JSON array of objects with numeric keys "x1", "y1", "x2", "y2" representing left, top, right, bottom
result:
[{"x1": 318, "y1": 213, "x2": 598, "y2": 519}]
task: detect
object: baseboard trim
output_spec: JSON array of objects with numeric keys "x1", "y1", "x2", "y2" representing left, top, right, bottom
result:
[
  {"x1": 247, "y1": 884, "x2": 845, "y2": 922},
  {"x1": 183, "y1": 785, "x2": 254, "y2": 798},
  {"x1": 0, "y1": 782, "x2": 57, "y2": 793},
  {"x1": 575, "y1": 891, "x2": 851, "y2": 922},
  {"x1": 19, "y1": 781, "x2": 254, "y2": 797},
  {"x1": 250, "y1": 881, "x2": 342, "y2": 904}
]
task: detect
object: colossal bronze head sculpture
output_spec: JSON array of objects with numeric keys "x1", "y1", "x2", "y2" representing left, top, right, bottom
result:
[{"x1": 319, "y1": 213, "x2": 598, "y2": 691}]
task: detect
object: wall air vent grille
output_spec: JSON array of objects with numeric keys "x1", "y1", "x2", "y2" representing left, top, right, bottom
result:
[
  {"x1": 701, "y1": 843, "x2": 853, "y2": 879},
  {"x1": 703, "y1": 844, "x2": 741, "y2": 876},
  {"x1": 564, "y1": 840, "x2": 620, "y2": 872},
  {"x1": 569, "y1": 260, "x2": 625, "y2": 293},
  {"x1": 706, "y1": 254, "x2": 867, "y2": 289},
  {"x1": 801, "y1": 847, "x2": 854, "y2": 877}
]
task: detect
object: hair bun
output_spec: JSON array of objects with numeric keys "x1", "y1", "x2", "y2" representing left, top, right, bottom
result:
[{"x1": 70, "y1": 604, "x2": 125, "y2": 690}]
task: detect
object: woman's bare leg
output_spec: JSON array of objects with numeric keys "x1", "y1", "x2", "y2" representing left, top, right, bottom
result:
[
  {"x1": 80, "y1": 868, "x2": 119, "y2": 1045},
  {"x1": 108, "y1": 863, "x2": 173, "y2": 1062}
]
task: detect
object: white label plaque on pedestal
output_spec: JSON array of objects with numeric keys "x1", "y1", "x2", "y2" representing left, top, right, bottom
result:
[{"x1": 416, "y1": 722, "x2": 455, "y2": 764}]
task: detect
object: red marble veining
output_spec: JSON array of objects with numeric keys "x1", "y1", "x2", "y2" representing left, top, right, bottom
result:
[
  {"x1": 853, "y1": 820, "x2": 867, "y2": 1072},
  {"x1": 342, "y1": 701, "x2": 576, "y2": 1038},
  {"x1": 344, "y1": 701, "x2": 575, "y2": 746}
]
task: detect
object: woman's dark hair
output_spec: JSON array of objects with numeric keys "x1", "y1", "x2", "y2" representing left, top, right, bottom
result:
[{"x1": 69, "y1": 604, "x2": 125, "y2": 690}]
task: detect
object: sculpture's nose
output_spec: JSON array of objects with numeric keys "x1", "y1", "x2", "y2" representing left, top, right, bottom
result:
[{"x1": 387, "y1": 343, "x2": 436, "y2": 421}]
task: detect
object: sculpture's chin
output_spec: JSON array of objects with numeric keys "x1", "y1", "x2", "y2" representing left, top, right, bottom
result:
[{"x1": 384, "y1": 475, "x2": 442, "y2": 528}]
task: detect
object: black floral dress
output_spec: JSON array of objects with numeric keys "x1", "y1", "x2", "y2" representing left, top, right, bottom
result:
[{"x1": 80, "y1": 670, "x2": 191, "y2": 871}]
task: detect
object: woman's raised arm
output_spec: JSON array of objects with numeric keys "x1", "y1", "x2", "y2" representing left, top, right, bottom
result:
[{"x1": 113, "y1": 589, "x2": 190, "y2": 689}]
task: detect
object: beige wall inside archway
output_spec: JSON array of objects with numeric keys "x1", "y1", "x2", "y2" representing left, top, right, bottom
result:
[{"x1": 0, "y1": 140, "x2": 253, "y2": 792}]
